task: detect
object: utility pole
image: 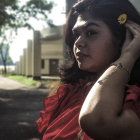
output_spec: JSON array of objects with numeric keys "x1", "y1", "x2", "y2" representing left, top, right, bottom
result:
[
  {"x1": 66, "y1": 0, "x2": 77, "y2": 15},
  {"x1": 63, "y1": 0, "x2": 77, "y2": 63}
]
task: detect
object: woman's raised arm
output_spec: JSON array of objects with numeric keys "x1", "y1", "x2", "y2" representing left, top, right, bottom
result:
[{"x1": 79, "y1": 21, "x2": 140, "y2": 140}]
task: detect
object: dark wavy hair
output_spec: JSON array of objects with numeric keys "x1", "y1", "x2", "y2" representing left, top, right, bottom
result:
[{"x1": 59, "y1": 0, "x2": 140, "y2": 85}]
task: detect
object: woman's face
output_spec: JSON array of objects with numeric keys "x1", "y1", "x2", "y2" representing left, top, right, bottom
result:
[{"x1": 73, "y1": 12, "x2": 118, "y2": 75}]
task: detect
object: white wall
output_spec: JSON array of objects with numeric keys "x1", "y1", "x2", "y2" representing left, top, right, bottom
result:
[{"x1": 129, "y1": 0, "x2": 140, "y2": 12}]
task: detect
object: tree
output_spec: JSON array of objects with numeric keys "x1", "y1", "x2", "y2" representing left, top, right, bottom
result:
[
  {"x1": 0, "y1": 0, "x2": 53, "y2": 30},
  {"x1": 0, "y1": 0, "x2": 53, "y2": 74},
  {"x1": 0, "y1": 44, "x2": 10, "y2": 74},
  {"x1": 0, "y1": 27, "x2": 14, "y2": 74}
]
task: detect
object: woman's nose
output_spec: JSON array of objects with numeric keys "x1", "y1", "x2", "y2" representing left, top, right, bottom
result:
[{"x1": 75, "y1": 36, "x2": 86, "y2": 48}]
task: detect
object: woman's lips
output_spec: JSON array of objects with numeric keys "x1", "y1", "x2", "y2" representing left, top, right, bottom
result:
[{"x1": 76, "y1": 52, "x2": 88, "y2": 61}]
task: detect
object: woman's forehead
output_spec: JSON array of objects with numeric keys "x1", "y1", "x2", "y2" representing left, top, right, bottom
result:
[
  {"x1": 73, "y1": 16, "x2": 87, "y2": 30},
  {"x1": 73, "y1": 15, "x2": 101, "y2": 31}
]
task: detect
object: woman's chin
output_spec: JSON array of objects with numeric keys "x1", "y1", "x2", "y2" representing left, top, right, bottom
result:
[{"x1": 79, "y1": 66, "x2": 95, "y2": 73}]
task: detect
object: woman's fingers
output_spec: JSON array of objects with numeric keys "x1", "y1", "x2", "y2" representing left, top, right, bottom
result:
[
  {"x1": 127, "y1": 20, "x2": 140, "y2": 31},
  {"x1": 125, "y1": 21, "x2": 140, "y2": 36},
  {"x1": 122, "y1": 21, "x2": 140, "y2": 59},
  {"x1": 123, "y1": 29, "x2": 132, "y2": 48}
]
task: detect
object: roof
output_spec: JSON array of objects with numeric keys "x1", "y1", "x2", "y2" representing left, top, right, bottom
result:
[{"x1": 40, "y1": 25, "x2": 64, "y2": 40}]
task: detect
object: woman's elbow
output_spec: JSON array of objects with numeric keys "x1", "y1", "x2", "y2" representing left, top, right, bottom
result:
[
  {"x1": 79, "y1": 112, "x2": 90, "y2": 131},
  {"x1": 79, "y1": 112, "x2": 103, "y2": 137},
  {"x1": 79, "y1": 112, "x2": 114, "y2": 139}
]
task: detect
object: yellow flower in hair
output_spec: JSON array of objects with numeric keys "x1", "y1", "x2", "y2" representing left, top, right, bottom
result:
[{"x1": 118, "y1": 14, "x2": 127, "y2": 24}]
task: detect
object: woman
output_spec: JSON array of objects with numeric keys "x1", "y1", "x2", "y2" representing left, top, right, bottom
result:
[
  {"x1": 78, "y1": 1, "x2": 140, "y2": 140},
  {"x1": 36, "y1": 0, "x2": 140, "y2": 139}
]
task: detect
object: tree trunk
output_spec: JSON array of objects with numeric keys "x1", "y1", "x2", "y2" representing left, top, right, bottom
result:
[
  {"x1": 3, "y1": 60, "x2": 7, "y2": 75},
  {"x1": 63, "y1": 0, "x2": 77, "y2": 63}
]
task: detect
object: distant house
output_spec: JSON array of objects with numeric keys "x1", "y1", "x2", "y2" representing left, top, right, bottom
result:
[{"x1": 40, "y1": 25, "x2": 64, "y2": 75}]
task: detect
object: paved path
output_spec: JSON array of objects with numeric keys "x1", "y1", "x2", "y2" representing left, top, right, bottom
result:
[
  {"x1": 0, "y1": 76, "x2": 49, "y2": 140},
  {"x1": 0, "y1": 76, "x2": 27, "y2": 90}
]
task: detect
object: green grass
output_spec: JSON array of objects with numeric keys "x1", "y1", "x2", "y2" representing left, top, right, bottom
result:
[{"x1": 4, "y1": 74, "x2": 38, "y2": 87}]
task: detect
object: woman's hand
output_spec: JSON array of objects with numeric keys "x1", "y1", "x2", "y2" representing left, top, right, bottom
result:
[{"x1": 121, "y1": 21, "x2": 140, "y2": 61}]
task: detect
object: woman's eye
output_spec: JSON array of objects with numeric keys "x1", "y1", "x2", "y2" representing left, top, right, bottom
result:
[{"x1": 86, "y1": 31, "x2": 96, "y2": 37}]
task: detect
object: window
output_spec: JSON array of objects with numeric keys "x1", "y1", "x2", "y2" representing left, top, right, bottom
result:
[{"x1": 41, "y1": 59, "x2": 45, "y2": 69}]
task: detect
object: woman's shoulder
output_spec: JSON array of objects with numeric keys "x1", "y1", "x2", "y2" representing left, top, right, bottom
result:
[
  {"x1": 47, "y1": 82, "x2": 73, "y2": 98},
  {"x1": 48, "y1": 78, "x2": 92, "y2": 97}
]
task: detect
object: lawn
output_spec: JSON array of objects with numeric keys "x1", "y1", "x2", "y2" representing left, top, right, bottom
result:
[
  {"x1": 4, "y1": 74, "x2": 38, "y2": 87},
  {"x1": 3, "y1": 74, "x2": 60, "y2": 93}
]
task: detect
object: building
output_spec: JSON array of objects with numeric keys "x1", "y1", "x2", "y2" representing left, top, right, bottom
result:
[
  {"x1": 40, "y1": 25, "x2": 64, "y2": 75},
  {"x1": 15, "y1": 25, "x2": 64, "y2": 78}
]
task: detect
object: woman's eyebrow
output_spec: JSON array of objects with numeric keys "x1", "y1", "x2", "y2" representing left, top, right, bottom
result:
[
  {"x1": 84, "y1": 22, "x2": 100, "y2": 28},
  {"x1": 72, "y1": 22, "x2": 99, "y2": 32}
]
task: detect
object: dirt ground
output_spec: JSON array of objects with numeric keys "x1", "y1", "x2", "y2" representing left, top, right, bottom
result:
[{"x1": 0, "y1": 76, "x2": 50, "y2": 140}]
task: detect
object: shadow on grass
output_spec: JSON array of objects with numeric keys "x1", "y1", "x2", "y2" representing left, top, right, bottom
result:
[{"x1": 0, "y1": 88, "x2": 49, "y2": 140}]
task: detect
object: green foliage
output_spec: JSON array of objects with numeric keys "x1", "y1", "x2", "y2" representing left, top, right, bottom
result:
[
  {"x1": 0, "y1": 0, "x2": 53, "y2": 31},
  {"x1": 0, "y1": 0, "x2": 54, "y2": 38}
]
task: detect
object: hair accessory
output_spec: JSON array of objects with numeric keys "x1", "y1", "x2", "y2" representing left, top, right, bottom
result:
[{"x1": 117, "y1": 14, "x2": 127, "y2": 24}]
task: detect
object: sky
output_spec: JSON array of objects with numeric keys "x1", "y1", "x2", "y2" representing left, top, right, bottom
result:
[{"x1": 9, "y1": 0, "x2": 66, "y2": 63}]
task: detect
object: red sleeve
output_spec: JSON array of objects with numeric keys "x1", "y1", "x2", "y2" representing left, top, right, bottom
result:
[{"x1": 36, "y1": 84, "x2": 70, "y2": 134}]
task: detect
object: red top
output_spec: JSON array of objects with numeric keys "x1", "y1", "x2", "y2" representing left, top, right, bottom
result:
[
  {"x1": 123, "y1": 85, "x2": 140, "y2": 118},
  {"x1": 36, "y1": 82, "x2": 140, "y2": 140}
]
